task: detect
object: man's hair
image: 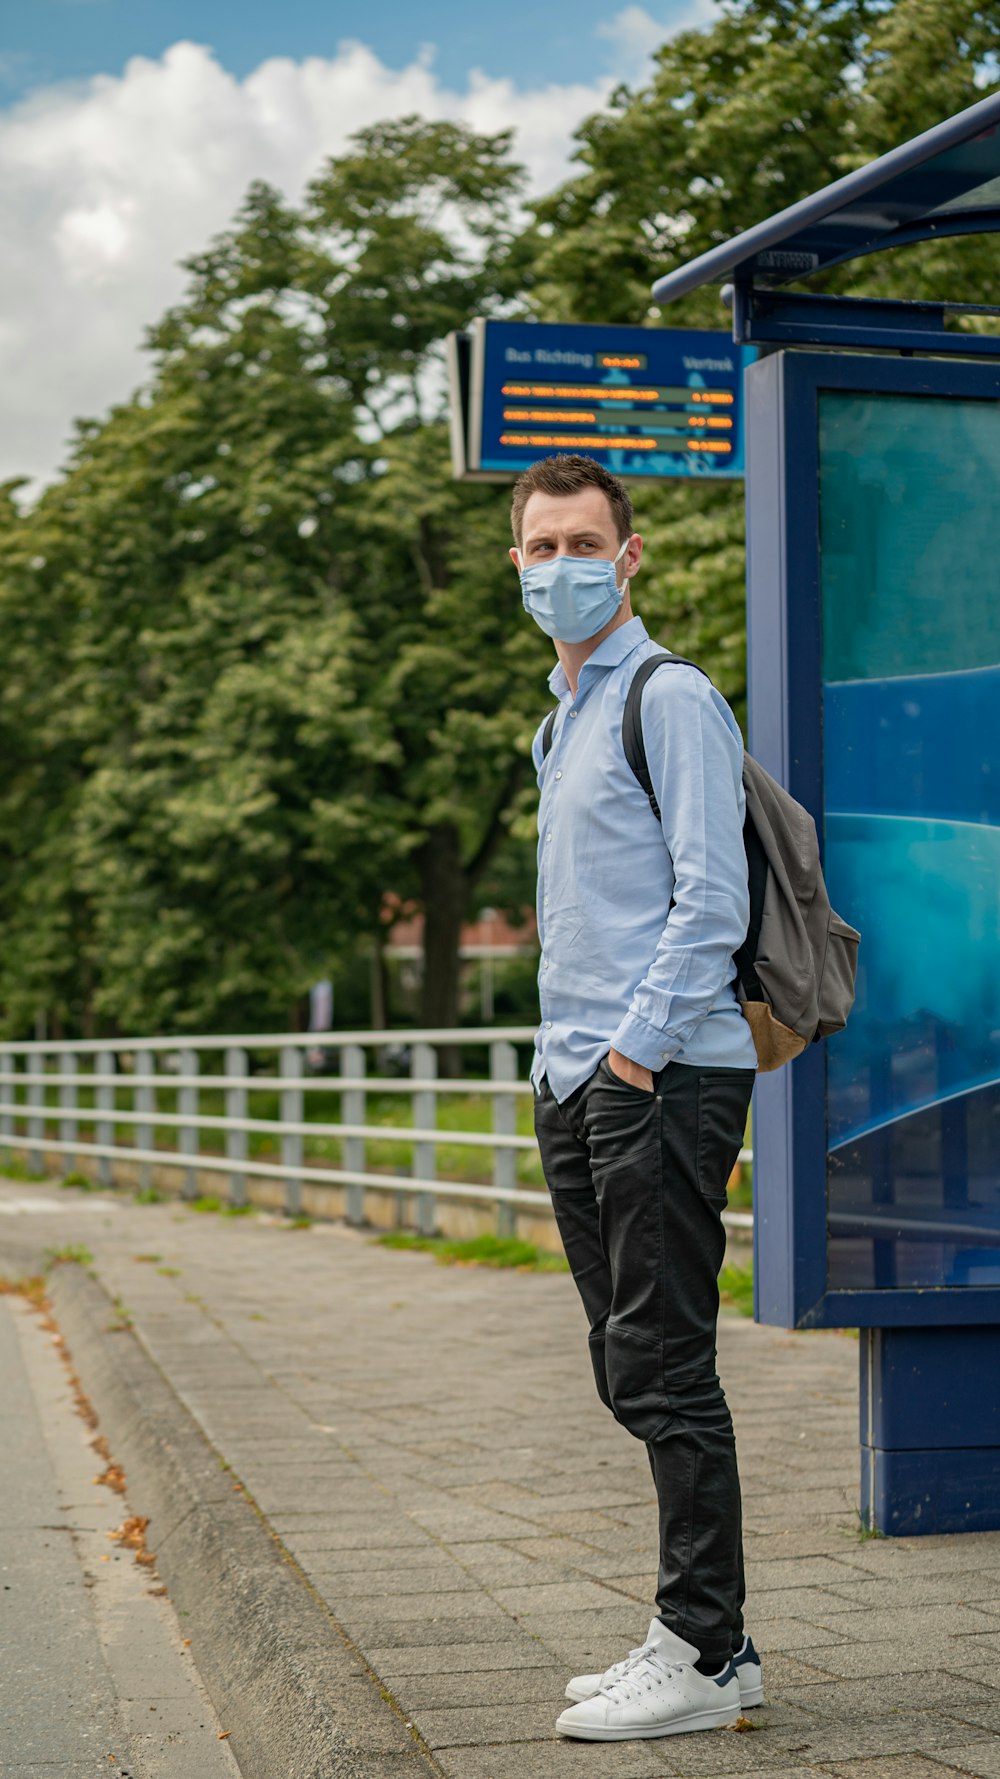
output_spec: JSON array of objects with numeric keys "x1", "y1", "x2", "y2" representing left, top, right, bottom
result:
[{"x1": 510, "y1": 454, "x2": 634, "y2": 550}]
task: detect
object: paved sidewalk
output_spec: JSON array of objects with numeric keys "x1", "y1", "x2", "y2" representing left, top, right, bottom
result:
[{"x1": 2, "y1": 1179, "x2": 1000, "y2": 1779}]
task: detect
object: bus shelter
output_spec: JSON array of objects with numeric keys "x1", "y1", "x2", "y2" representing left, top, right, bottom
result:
[{"x1": 653, "y1": 91, "x2": 1000, "y2": 1534}]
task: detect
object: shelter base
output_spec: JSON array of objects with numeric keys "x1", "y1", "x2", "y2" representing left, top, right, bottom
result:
[{"x1": 860, "y1": 1326, "x2": 1000, "y2": 1536}]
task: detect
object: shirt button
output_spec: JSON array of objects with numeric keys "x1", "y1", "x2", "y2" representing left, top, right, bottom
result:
[
  {"x1": 546, "y1": 832, "x2": 552, "y2": 843},
  {"x1": 569, "y1": 710, "x2": 578, "y2": 719},
  {"x1": 545, "y1": 1020, "x2": 553, "y2": 1029},
  {"x1": 543, "y1": 895, "x2": 549, "y2": 906},
  {"x1": 554, "y1": 770, "x2": 562, "y2": 780}
]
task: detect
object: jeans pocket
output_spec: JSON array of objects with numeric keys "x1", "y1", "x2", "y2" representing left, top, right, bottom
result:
[{"x1": 695, "y1": 1072, "x2": 754, "y2": 1203}]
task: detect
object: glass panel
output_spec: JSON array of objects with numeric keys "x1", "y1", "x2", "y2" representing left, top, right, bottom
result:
[
  {"x1": 927, "y1": 174, "x2": 1000, "y2": 216},
  {"x1": 819, "y1": 390, "x2": 1000, "y2": 1291}
]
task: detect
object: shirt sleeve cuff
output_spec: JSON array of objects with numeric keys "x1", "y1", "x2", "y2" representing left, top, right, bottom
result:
[{"x1": 610, "y1": 1012, "x2": 683, "y2": 1071}]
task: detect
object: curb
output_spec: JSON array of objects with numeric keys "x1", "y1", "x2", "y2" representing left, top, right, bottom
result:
[{"x1": 47, "y1": 1263, "x2": 443, "y2": 1779}]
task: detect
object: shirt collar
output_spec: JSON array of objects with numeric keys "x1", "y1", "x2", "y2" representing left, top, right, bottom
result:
[{"x1": 547, "y1": 616, "x2": 649, "y2": 703}]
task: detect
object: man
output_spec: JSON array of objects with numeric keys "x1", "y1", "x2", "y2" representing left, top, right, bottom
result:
[{"x1": 511, "y1": 453, "x2": 761, "y2": 1743}]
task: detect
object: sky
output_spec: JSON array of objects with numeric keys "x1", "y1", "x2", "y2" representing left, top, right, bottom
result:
[{"x1": 0, "y1": 0, "x2": 716, "y2": 493}]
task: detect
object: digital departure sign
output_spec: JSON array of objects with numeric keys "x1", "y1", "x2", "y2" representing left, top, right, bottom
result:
[{"x1": 448, "y1": 319, "x2": 754, "y2": 482}]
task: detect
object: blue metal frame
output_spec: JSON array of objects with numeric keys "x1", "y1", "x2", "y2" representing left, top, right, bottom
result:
[
  {"x1": 732, "y1": 287, "x2": 1000, "y2": 357},
  {"x1": 747, "y1": 347, "x2": 1000, "y2": 1330}
]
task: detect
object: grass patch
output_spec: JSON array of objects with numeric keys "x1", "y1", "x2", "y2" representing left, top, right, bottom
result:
[
  {"x1": 157, "y1": 1266, "x2": 181, "y2": 1278},
  {"x1": 61, "y1": 1170, "x2": 99, "y2": 1190},
  {"x1": 854, "y1": 1509, "x2": 886, "y2": 1541},
  {"x1": 188, "y1": 1195, "x2": 223, "y2": 1214},
  {"x1": 720, "y1": 1261, "x2": 754, "y2": 1316},
  {"x1": 0, "y1": 1156, "x2": 48, "y2": 1184},
  {"x1": 222, "y1": 1202, "x2": 255, "y2": 1217},
  {"x1": 286, "y1": 1213, "x2": 313, "y2": 1229},
  {"x1": 377, "y1": 1231, "x2": 569, "y2": 1272},
  {"x1": 44, "y1": 1243, "x2": 94, "y2": 1269},
  {"x1": 135, "y1": 1186, "x2": 164, "y2": 1204}
]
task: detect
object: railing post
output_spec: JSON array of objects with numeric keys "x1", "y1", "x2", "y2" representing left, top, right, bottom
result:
[
  {"x1": 2, "y1": 1052, "x2": 17, "y2": 1151},
  {"x1": 178, "y1": 1048, "x2": 199, "y2": 1200},
  {"x1": 59, "y1": 1048, "x2": 78, "y2": 1177},
  {"x1": 226, "y1": 1046, "x2": 248, "y2": 1207},
  {"x1": 136, "y1": 1052, "x2": 157, "y2": 1193},
  {"x1": 281, "y1": 1046, "x2": 303, "y2": 1217},
  {"x1": 27, "y1": 1053, "x2": 45, "y2": 1176},
  {"x1": 411, "y1": 1042, "x2": 438, "y2": 1237},
  {"x1": 491, "y1": 1040, "x2": 518, "y2": 1239},
  {"x1": 95, "y1": 1049, "x2": 116, "y2": 1187},
  {"x1": 341, "y1": 1043, "x2": 366, "y2": 1226}
]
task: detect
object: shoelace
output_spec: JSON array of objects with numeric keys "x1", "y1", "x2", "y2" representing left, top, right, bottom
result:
[
  {"x1": 604, "y1": 1640, "x2": 655, "y2": 1681},
  {"x1": 598, "y1": 1656, "x2": 684, "y2": 1703}
]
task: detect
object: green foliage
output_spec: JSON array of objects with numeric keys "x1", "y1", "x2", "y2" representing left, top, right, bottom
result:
[
  {"x1": 0, "y1": 121, "x2": 545, "y2": 1038},
  {"x1": 526, "y1": 0, "x2": 1000, "y2": 722},
  {"x1": 1, "y1": 18, "x2": 997, "y2": 1036},
  {"x1": 0, "y1": 1156, "x2": 47, "y2": 1183},
  {"x1": 377, "y1": 1230, "x2": 570, "y2": 1271},
  {"x1": 719, "y1": 1260, "x2": 754, "y2": 1316},
  {"x1": 43, "y1": 1244, "x2": 94, "y2": 1268}
]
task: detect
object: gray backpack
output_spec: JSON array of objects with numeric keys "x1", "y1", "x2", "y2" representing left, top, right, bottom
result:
[{"x1": 542, "y1": 652, "x2": 860, "y2": 1072}]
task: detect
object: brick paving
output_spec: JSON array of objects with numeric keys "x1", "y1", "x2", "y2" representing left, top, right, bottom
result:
[{"x1": 2, "y1": 1179, "x2": 999, "y2": 1778}]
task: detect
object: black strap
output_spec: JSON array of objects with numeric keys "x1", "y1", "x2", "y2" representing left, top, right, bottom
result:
[
  {"x1": 621, "y1": 654, "x2": 707, "y2": 820},
  {"x1": 541, "y1": 709, "x2": 558, "y2": 759},
  {"x1": 736, "y1": 820, "x2": 767, "y2": 1004},
  {"x1": 622, "y1": 653, "x2": 765, "y2": 1005}
]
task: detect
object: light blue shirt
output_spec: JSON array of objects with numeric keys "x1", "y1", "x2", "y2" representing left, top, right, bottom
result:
[{"x1": 531, "y1": 616, "x2": 758, "y2": 1100}]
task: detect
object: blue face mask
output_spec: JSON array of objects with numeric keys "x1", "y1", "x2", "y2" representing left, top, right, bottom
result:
[{"x1": 519, "y1": 538, "x2": 631, "y2": 643}]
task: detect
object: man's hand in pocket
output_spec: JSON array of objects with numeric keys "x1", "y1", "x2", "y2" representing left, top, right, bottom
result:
[{"x1": 608, "y1": 1049, "x2": 654, "y2": 1093}]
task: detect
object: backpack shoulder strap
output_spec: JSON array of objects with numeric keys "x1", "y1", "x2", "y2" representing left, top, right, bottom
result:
[
  {"x1": 622, "y1": 653, "x2": 708, "y2": 820},
  {"x1": 541, "y1": 709, "x2": 558, "y2": 759},
  {"x1": 625, "y1": 652, "x2": 765, "y2": 1005}
]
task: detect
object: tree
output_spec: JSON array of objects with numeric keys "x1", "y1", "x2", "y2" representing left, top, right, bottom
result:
[
  {"x1": 524, "y1": 0, "x2": 1000, "y2": 722},
  {"x1": 0, "y1": 124, "x2": 550, "y2": 1046},
  {"x1": 5, "y1": 11, "x2": 997, "y2": 1041}
]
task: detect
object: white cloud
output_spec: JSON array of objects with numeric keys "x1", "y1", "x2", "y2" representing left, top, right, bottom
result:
[
  {"x1": 597, "y1": 2, "x2": 718, "y2": 82},
  {"x1": 0, "y1": 40, "x2": 613, "y2": 495}
]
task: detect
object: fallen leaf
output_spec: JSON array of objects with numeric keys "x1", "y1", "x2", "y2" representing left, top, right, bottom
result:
[
  {"x1": 108, "y1": 1515, "x2": 148, "y2": 1549},
  {"x1": 218, "y1": 1730, "x2": 231, "y2": 1739},
  {"x1": 107, "y1": 1513, "x2": 156, "y2": 1568},
  {"x1": 93, "y1": 1463, "x2": 127, "y2": 1494},
  {"x1": 728, "y1": 1715, "x2": 758, "y2": 1732}
]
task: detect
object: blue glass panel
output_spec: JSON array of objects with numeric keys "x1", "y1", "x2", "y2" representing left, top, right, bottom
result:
[
  {"x1": 820, "y1": 394, "x2": 1000, "y2": 680},
  {"x1": 825, "y1": 669, "x2": 1000, "y2": 827},
  {"x1": 819, "y1": 390, "x2": 1000, "y2": 1291}
]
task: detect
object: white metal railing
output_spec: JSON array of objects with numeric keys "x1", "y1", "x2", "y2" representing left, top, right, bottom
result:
[{"x1": 0, "y1": 1027, "x2": 753, "y2": 1237}]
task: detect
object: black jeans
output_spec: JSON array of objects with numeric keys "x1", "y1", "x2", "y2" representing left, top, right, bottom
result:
[{"x1": 534, "y1": 1056, "x2": 755, "y2": 1669}]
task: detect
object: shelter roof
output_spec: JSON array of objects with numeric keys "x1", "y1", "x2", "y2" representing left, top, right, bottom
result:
[{"x1": 651, "y1": 89, "x2": 1000, "y2": 305}]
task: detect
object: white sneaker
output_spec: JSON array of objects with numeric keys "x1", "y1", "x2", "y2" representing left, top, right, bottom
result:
[
  {"x1": 565, "y1": 1621, "x2": 764, "y2": 1709},
  {"x1": 556, "y1": 1620, "x2": 740, "y2": 1741},
  {"x1": 732, "y1": 1634, "x2": 765, "y2": 1706}
]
